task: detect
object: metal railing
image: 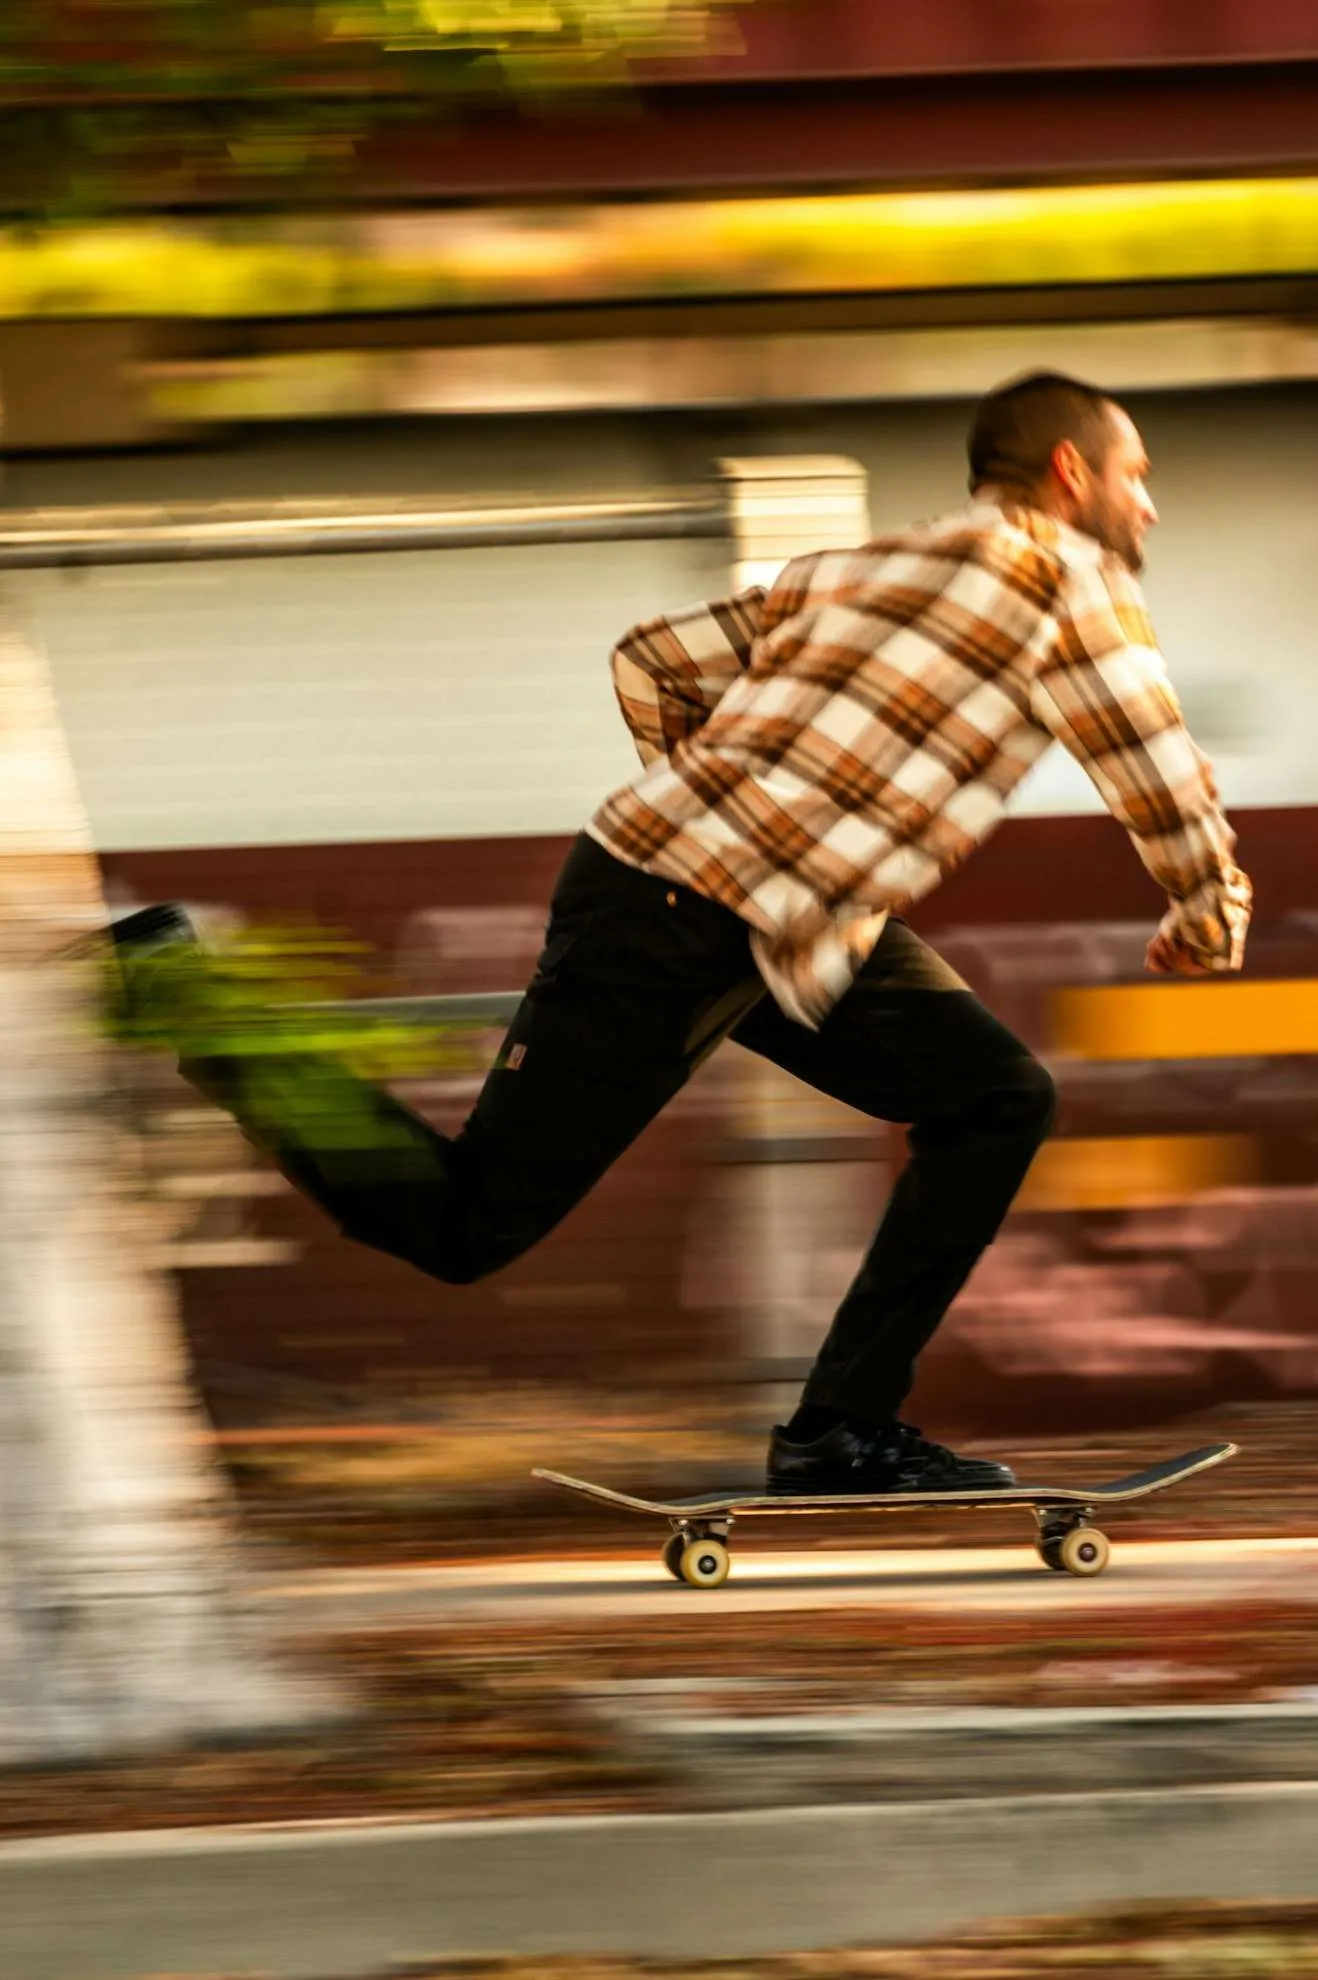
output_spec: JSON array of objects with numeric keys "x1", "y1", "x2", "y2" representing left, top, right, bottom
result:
[
  {"x1": 313, "y1": 990, "x2": 521, "y2": 1027},
  {"x1": 0, "y1": 490, "x2": 729, "y2": 570}
]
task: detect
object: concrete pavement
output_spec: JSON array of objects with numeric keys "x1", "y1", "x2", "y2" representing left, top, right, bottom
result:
[
  {"x1": 262, "y1": 1533, "x2": 1318, "y2": 1628},
  {"x1": 4, "y1": 1783, "x2": 1318, "y2": 1979},
  {"x1": 0, "y1": 1538, "x2": 1314, "y2": 1978}
]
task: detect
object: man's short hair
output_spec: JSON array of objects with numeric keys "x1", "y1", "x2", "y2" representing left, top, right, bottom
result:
[{"x1": 968, "y1": 371, "x2": 1118, "y2": 491}]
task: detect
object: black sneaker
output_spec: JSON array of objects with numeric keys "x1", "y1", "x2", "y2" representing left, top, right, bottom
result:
[
  {"x1": 63, "y1": 901, "x2": 201, "y2": 968},
  {"x1": 766, "y1": 1418, "x2": 1016, "y2": 1496},
  {"x1": 94, "y1": 901, "x2": 210, "y2": 1041},
  {"x1": 106, "y1": 902, "x2": 201, "y2": 959}
]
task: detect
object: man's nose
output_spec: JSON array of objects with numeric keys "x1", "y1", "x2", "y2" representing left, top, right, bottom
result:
[{"x1": 1140, "y1": 491, "x2": 1159, "y2": 527}]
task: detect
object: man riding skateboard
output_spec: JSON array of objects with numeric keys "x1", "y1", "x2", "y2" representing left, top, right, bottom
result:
[{"x1": 111, "y1": 372, "x2": 1251, "y2": 1497}]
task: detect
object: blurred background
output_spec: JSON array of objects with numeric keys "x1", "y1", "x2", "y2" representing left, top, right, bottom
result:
[
  {"x1": 5, "y1": 0, "x2": 1318, "y2": 1499},
  {"x1": 8, "y1": 11, "x2": 1318, "y2": 1974}
]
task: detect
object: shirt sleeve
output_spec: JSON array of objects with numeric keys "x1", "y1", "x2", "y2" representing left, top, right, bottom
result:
[
  {"x1": 609, "y1": 588, "x2": 767, "y2": 766},
  {"x1": 1031, "y1": 556, "x2": 1252, "y2": 970}
]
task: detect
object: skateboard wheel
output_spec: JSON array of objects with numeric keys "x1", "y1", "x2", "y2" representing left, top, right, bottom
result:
[
  {"x1": 1037, "y1": 1537, "x2": 1067, "y2": 1572},
  {"x1": 662, "y1": 1532, "x2": 687, "y2": 1581},
  {"x1": 1058, "y1": 1526, "x2": 1110, "y2": 1577},
  {"x1": 680, "y1": 1537, "x2": 731, "y2": 1589}
]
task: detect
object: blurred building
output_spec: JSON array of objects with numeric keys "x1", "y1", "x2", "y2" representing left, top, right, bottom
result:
[{"x1": 3, "y1": 0, "x2": 1318, "y2": 1432}]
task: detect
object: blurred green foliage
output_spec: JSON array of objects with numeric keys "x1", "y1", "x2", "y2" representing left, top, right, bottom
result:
[
  {"x1": 0, "y1": 1, "x2": 767, "y2": 214},
  {"x1": 102, "y1": 919, "x2": 474, "y2": 1154}
]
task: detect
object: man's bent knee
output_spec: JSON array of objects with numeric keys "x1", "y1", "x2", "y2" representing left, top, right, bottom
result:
[
  {"x1": 993, "y1": 1055, "x2": 1057, "y2": 1144},
  {"x1": 416, "y1": 1218, "x2": 538, "y2": 1287},
  {"x1": 330, "y1": 1215, "x2": 516, "y2": 1287},
  {"x1": 324, "y1": 1184, "x2": 519, "y2": 1288},
  {"x1": 425, "y1": 1237, "x2": 512, "y2": 1287}
]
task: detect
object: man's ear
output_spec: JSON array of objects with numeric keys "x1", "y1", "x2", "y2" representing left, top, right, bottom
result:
[{"x1": 1049, "y1": 438, "x2": 1089, "y2": 501}]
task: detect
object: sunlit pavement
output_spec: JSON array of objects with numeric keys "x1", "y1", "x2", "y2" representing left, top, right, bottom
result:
[{"x1": 263, "y1": 1535, "x2": 1318, "y2": 1626}]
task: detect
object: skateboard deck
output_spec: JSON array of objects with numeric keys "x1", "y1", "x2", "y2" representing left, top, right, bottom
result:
[{"x1": 532, "y1": 1440, "x2": 1237, "y2": 1586}]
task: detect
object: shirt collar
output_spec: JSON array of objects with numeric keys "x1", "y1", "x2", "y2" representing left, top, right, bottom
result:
[{"x1": 966, "y1": 488, "x2": 1104, "y2": 564}]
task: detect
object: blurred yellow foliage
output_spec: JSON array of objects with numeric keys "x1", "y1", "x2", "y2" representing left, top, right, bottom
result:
[
  {"x1": 322, "y1": 0, "x2": 743, "y2": 57},
  {"x1": 4, "y1": 176, "x2": 1318, "y2": 320}
]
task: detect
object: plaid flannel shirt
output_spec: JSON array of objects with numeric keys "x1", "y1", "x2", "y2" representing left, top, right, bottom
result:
[{"x1": 588, "y1": 496, "x2": 1251, "y2": 1028}]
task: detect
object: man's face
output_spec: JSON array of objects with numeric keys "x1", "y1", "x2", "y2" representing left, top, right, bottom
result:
[{"x1": 1074, "y1": 405, "x2": 1158, "y2": 573}]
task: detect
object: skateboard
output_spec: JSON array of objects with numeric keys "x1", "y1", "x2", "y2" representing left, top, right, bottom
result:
[{"x1": 532, "y1": 1441, "x2": 1237, "y2": 1588}]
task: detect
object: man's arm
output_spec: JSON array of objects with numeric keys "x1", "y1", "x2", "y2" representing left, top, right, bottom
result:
[
  {"x1": 610, "y1": 588, "x2": 767, "y2": 766},
  {"x1": 1031, "y1": 558, "x2": 1252, "y2": 972}
]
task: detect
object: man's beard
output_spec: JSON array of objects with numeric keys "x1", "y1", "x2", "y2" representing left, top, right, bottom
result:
[{"x1": 1077, "y1": 489, "x2": 1143, "y2": 574}]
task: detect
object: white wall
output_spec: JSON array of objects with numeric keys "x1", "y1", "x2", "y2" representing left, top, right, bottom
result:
[
  {"x1": 8, "y1": 386, "x2": 1316, "y2": 851},
  {"x1": 15, "y1": 540, "x2": 726, "y2": 847},
  {"x1": 8, "y1": 420, "x2": 727, "y2": 849}
]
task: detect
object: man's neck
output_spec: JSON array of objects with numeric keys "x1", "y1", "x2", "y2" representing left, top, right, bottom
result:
[{"x1": 973, "y1": 480, "x2": 1056, "y2": 517}]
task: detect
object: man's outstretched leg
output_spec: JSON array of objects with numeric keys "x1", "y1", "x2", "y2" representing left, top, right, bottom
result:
[
  {"x1": 733, "y1": 917, "x2": 1055, "y2": 1494},
  {"x1": 109, "y1": 838, "x2": 763, "y2": 1285}
]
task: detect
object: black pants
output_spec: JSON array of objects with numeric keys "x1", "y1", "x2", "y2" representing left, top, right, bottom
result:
[{"x1": 193, "y1": 834, "x2": 1055, "y2": 1427}]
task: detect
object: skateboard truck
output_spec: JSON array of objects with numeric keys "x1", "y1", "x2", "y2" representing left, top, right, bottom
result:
[
  {"x1": 1034, "y1": 1506, "x2": 1110, "y2": 1576},
  {"x1": 664, "y1": 1515, "x2": 734, "y2": 1587}
]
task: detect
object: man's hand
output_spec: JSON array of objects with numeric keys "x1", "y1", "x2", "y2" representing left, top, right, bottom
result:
[{"x1": 1145, "y1": 929, "x2": 1213, "y2": 977}]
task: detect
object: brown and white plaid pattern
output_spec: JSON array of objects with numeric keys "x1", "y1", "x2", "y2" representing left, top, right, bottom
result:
[{"x1": 589, "y1": 497, "x2": 1251, "y2": 1028}]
